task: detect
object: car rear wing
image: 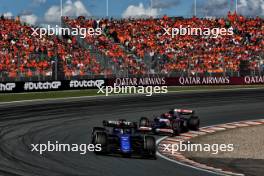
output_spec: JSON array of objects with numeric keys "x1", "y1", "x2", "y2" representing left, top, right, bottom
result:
[
  {"x1": 102, "y1": 120, "x2": 137, "y2": 128},
  {"x1": 174, "y1": 109, "x2": 195, "y2": 115}
]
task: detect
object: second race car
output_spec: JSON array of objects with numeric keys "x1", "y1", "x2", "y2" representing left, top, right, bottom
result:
[{"x1": 138, "y1": 109, "x2": 200, "y2": 136}]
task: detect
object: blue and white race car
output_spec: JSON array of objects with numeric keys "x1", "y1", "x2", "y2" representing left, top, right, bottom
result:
[{"x1": 91, "y1": 120, "x2": 156, "y2": 159}]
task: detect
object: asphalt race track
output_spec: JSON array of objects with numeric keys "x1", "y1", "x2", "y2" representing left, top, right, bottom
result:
[{"x1": 0, "y1": 89, "x2": 264, "y2": 176}]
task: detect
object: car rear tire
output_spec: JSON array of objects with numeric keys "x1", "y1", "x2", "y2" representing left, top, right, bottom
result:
[
  {"x1": 93, "y1": 132, "x2": 108, "y2": 154},
  {"x1": 139, "y1": 117, "x2": 150, "y2": 127},
  {"x1": 171, "y1": 120, "x2": 181, "y2": 136},
  {"x1": 187, "y1": 116, "x2": 200, "y2": 131},
  {"x1": 144, "y1": 136, "x2": 156, "y2": 159}
]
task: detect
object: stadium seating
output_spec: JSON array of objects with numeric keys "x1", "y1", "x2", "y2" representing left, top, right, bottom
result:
[
  {"x1": 0, "y1": 12, "x2": 263, "y2": 81},
  {"x1": 64, "y1": 12, "x2": 263, "y2": 77},
  {"x1": 0, "y1": 17, "x2": 101, "y2": 81}
]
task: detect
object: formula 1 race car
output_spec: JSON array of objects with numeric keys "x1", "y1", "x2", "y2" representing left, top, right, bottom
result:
[
  {"x1": 138, "y1": 109, "x2": 200, "y2": 136},
  {"x1": 91, "y1": 120, "x2": 156, "y2": 159}
]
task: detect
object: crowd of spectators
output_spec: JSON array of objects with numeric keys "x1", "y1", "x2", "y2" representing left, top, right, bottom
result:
[
  {"x1": 0, "y1": 16, "x2": 51, "y2": 80},
  {"x1": 65, "y1": 12, "x2": 263, "y2": 76},
  {"x1": 0, "y1": 15, "x2": 101, "y2": 81},
  {"x1": 0, "y1": 12, "x2": 263, "y2": 81},
  {"x1": 63, "y1": 17, "x2": 148, "y2": 76}
]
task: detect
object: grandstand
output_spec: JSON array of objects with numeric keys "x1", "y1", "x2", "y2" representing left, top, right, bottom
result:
[{"x1": 0, "y1": 12, "x2": 263, "y2": 81}]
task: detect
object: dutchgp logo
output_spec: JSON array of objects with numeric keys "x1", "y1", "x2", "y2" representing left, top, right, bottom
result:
[
  {"x1": 69, "y1": 80, "x2": 105, "y2": 88},
  {"x1": 24, "y1": 81, "x2": 61, "y2": 91},
  {"x1": 0, "y1": 83, "x2": 16, "y2": 92}
]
